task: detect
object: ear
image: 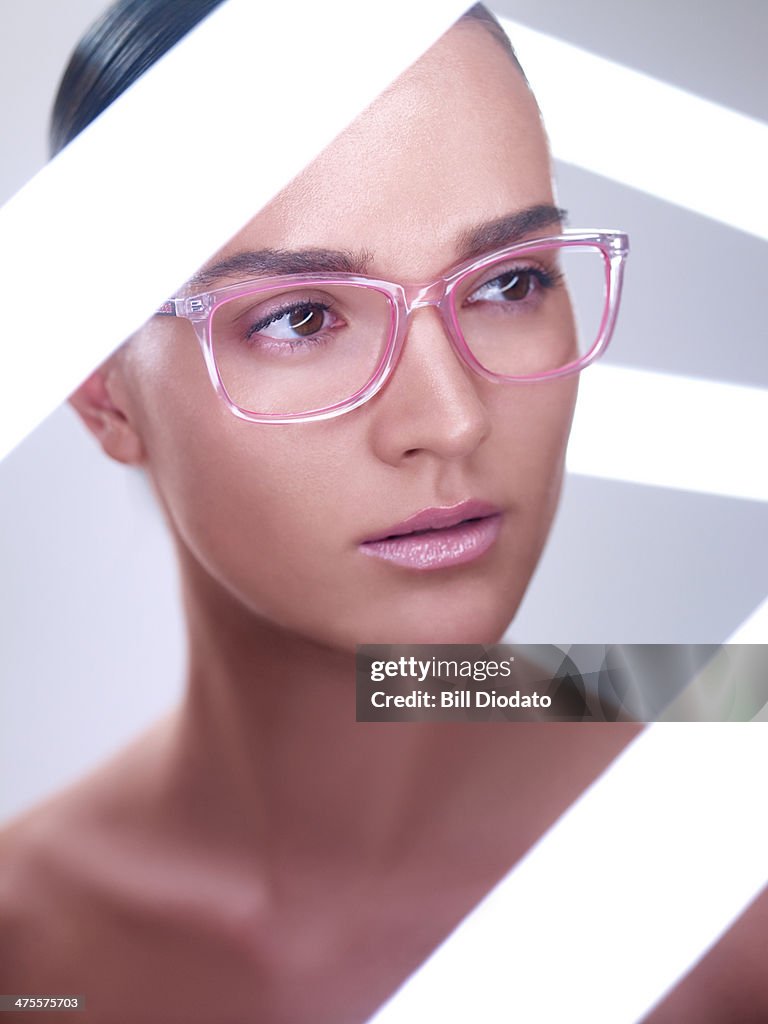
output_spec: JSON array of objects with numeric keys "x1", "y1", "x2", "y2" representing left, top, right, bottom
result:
[{"x1": 68, "y1": 357, "x2": 146, "y2": 466}]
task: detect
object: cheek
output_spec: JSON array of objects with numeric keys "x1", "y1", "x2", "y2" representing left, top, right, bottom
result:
[
  {"x1": 132, "y1": 343, "x2": 369, "y2": 628},
  {"x1": 487, "y1": 375, "x2": 578, "y2": 501},
  {"x1": 481, "y1": 376, "x2": 577, "y2": 596}
]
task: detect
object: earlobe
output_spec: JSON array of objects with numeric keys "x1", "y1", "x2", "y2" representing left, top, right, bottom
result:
[{"x1": 68, "y1": 363, "x2": 145, "y2": 466}]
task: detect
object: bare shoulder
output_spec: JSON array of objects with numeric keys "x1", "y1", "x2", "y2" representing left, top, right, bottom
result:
[
  {"x1": 0, "y1": 798, "x2": 75, "y2": 991},
  {"x1": 0, "y1": 716, "x2": 266, "y2": 1022},
  {"x1": 0, "y1": 717, "x2": 174, "y2": 994}
]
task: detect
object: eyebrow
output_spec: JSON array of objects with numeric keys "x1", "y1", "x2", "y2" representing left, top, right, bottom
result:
[
  {"x1": 187, "y1": 247, "x2": 374, "y2": 289},
  {"x1": 187, "y1": 203, "x2": 566, "y2": 290},
  {"x1": 455, "y1": 203, "x2": 567, "y2": 262}
]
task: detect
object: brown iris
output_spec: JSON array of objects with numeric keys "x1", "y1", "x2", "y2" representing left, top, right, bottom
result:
[
  {"x1": 498, "y1": 270, "x2": 532, "y2": 301},
  {"x1": 289, "y1": 305, "x2": 324, "y2": 336}
]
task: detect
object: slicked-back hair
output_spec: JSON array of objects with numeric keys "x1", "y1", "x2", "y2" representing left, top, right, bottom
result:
[{"x1": 49, "y1": 1, "x2": 525, "y2": 157}]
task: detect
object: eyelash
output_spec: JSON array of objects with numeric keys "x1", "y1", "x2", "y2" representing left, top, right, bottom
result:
[
  {"x1": 240, "y1": 301, "x2": 341, "y2": 355},
  {"x1": 246, "y1": 300, "x2": 333, "y2": 337},
  {"x1": 465, "y1": 263, "x2": 562, "y2": 305}
]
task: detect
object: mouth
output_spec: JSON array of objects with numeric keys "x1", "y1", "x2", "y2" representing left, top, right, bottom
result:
[{"x1": 359, "y1": 500, "x2": 503, "y2": 571}]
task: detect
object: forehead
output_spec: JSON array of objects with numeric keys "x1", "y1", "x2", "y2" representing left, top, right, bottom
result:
[{"x1": 204, "y1": 21, "x2": 553, "y2": 281}]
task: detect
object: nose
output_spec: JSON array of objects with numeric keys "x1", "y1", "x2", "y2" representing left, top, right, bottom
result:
[{"x1": 366, "y1": 302, "x2": 492, "y2": 468}]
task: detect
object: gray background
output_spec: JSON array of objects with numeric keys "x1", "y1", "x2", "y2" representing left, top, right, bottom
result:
[{"x1": 1, "y1": 0, "x2": 766, "y2": 822}]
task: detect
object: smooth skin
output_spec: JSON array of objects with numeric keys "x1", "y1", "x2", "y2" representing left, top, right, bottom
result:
[{"x1": 2, "y1": 19, "x2": 761, "y2": 1024}]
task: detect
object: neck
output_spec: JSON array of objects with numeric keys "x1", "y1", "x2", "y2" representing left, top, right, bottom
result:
[
  {"x1": 166, "y1": 550, "x2": 467, "y2": 869},
  {"x1": 160, "y1": 547, "x2": 639, "y2": 878}
]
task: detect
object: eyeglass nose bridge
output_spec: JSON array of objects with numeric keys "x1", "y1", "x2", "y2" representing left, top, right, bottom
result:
[
  {"x1": 392, "y1": 276, "x2": 483, "y2": 386},
  {"x1": 402, "y1": 279, "x2": 448, "y2": 312}
]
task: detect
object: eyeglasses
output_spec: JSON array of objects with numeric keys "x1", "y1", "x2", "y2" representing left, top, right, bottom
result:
[{"x1": 155, "y1": 229, "x2": 629, "y2": 423}]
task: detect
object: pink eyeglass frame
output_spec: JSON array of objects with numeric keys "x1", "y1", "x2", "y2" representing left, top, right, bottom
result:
[{"x1": 155, "y1": 229, "x2": 629, "y2": 424}]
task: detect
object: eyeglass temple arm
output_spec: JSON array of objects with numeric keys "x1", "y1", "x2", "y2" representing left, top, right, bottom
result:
[{"x1": 155, "y1": 300, "x2": 178, "y2": 317}]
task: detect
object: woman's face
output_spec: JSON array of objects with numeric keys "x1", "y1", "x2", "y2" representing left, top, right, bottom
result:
[{"x1": 98, "y1": 21, "x2": 577, "y2": 649}]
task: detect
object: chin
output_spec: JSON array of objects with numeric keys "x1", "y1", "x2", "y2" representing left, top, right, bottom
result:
[{"x1": 346, "y1": 590, "x2": 521, "y2": 647}]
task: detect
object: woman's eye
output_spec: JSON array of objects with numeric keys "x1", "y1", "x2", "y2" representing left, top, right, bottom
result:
[
  {"x1": 249, "y1": 302, "x2": 338, "y2": 342},
  {"x1": 467, "y1": 268, "x2": 538, "y2": 305}
]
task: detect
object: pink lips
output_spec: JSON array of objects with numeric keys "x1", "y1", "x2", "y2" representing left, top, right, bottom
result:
[{"x1": 359, "y1": 500, "x2": 502, "y2": 571}]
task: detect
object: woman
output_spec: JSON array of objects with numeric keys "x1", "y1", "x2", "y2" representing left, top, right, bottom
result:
[{"x1": 5, "y1": 2, "x2": 754, "y2": 1022}]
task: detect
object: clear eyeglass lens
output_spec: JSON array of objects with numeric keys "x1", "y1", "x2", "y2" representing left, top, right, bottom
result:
[
  {"x1": 455, "y1": 243, "x2": 608, "y2": 377},
  {"x1": 210, "y1": 282, "x2": 394, "y2": 416}
]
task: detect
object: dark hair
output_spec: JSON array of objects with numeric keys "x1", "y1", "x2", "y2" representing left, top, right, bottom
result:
[{"x1": 49, "y1": 1, "x2": 525, "y2": 157}]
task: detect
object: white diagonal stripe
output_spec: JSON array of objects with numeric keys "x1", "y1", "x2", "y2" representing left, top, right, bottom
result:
[
  {"x1": 499, "y1": 16, "x2": 768, "y2": 241},
  {"x1": 366, "y1": 724, "x2": 768, "y2": 1023},
  {"x1": 725, "y1": 593, "x2": 768, "y2": 642},
  {"x1": 568, "y1": 364, "x2": 768, "y2": 503}
]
